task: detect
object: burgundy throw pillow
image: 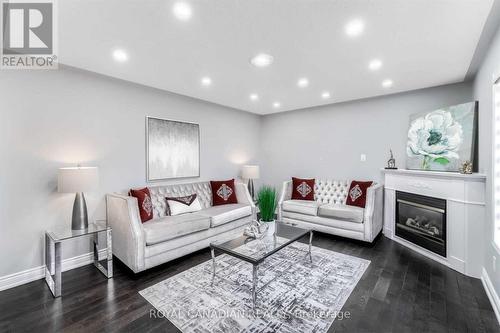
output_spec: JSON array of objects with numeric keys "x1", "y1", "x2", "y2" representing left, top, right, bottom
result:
[
  {"x1": 129, "y1": 188, "x2": 153, "y2": 223},
  {"x1": 291, "y1": 177, "x2": 315, "y2": 201},
  {"x1": 210, "y1": 179, "x2": 238, "y2": 206},
  {"x1": 346, "y1": 181, "x2": 373, "y2": 208}
]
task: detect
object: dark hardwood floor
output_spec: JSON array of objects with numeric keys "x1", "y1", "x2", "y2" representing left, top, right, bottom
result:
[{"x1": 0, "y1": 233, "x2": 498, "y2": 333}]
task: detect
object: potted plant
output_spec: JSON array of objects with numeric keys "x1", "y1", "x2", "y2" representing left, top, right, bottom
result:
[{"x1": 257, "y1": 186, "x2": 278, "y2": 235}]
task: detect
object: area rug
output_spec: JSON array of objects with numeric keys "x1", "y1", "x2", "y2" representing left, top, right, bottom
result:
[{"x1": 139, "y1": 242, "x2": 370, "y2": 333}]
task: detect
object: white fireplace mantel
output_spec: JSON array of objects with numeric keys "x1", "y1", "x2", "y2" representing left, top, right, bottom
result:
[
  {"x1": 382, "y1": 168, "x2": 486, "y2": 278},
  {"x1": 382, "y1": 168, "x2": 487, "y2": 180}
]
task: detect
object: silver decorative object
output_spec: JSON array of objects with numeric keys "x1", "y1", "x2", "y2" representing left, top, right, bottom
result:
[
  {"x1": 385, "y1": 149, "x2": 397, "y2": 169},
  {"x1": 57, "y1": 166, "x2": 99, "y2": 231},
  {"x1": 72, "y1": 192, "x2": 89, "y2": 230},
  {"x1": 248, "y1": 180, "x2": 255, "y2": 201},
  {"x1": 459, "y1": 160, "x2": 473, "y2": 174},
  {"x1": 243, "y1": 220, "x2": 267, "y2": 239}
]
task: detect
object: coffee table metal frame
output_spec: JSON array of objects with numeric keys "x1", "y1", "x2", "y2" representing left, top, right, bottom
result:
[{"x1": 209, "y1": 223, "x2": 313, "y2": 309}]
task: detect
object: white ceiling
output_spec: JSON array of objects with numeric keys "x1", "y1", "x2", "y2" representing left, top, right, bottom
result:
[{"x1": 59, "y1": 0, "x2": 494, "y2": 115}]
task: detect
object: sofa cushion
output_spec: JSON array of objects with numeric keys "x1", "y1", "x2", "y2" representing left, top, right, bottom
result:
[
  {"x1": 282, "y1": 200, "x2": 319, "y2": 216},
  {"x1": 144, "y1": 217, "x2": 250, "y2": 258},
  {"x1": 165, "y1": 194, "x2": 202, "y2": 216},
  {"x1": 148, "y1": 182, "x2": 213, "y2": 219},
  {"x1": 282, "y1": 211, "x2": 365, "y2": 232},
  {"x1": 346, "y1": 181, "x2": 373, "y2": 208},
  {"x1": 210, "y1": 179, "x2": 238, "y2": 206},
  {"x1": 197, "y1": 204, "x2": 252, "y2": 227},
  {"x1": 291, "y1": 177, "x2": 315, "y2": 201},
  {"x1": 143, "y1": 213, "x2": 210, "y2": 245},
  {"x1": 129, "y1": 188, "x2": 153, "y2": 223},
  {"x1": 317, "y1": 204, "x2": 364, "y2": 223}
]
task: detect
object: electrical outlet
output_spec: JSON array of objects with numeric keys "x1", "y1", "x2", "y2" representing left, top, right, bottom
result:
[
  {"x1": 493, "y1": 256, "x2": 497, "y2": 272},
  {"x1": 360, "y1": 154, "x2": 367, "y2": 162}
]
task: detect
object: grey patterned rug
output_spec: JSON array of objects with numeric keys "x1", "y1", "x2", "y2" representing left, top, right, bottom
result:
[{"x1": 140, "y1": 242, "x2": 369, "y2": 333}]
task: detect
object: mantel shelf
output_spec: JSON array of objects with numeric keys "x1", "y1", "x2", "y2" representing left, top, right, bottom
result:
[{"x1": 381, "y1": 168, "x2": 486, "y2": 181}]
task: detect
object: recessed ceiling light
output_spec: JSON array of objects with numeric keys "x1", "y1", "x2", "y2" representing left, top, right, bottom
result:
[
  {"x1": 201, "y1": 77, "x2": 212, "y2": 86},
  {"x1": 297, "y1": 78, "x2": 309, "y2": 88},
  {"x1": 173, "y1": 2, "x2": 192, "y2": 21},
  {"x1": 369, "y1": 59, "x2": 382, "y2": 71},
  {"x1": 250, "y1": 53, "x2": 274, "y2": 67},
  {"x1": 273, "y1": 102, "x2": 281, "y2": 108},
  {"x1": 345, "y1": 19, "x2": 365, "y2": 37},
  {"x1": 112, "y1": 49, "x2": 128, "y2": 62},
  {"x1": 321, "y1": 91, "x2": 331, "y2": 99},
  {"x1": 250, "y1": 93, "x2": 259, "y2": 101},
  {"x1": 382, "y1": 79, "x2": 393, "y2": 88}
]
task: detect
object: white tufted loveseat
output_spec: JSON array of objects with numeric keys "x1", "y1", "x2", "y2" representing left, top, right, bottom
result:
[
  {"x1": 278, "y1": 179, "x2": 383, "y2": 242},
  {"x1": 107, "y1": 181, "x2": 255, "y2": 273}
]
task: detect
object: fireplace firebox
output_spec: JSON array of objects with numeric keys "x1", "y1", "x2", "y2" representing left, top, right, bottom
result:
[{"x1": 395, "y1": 191, "x2": 446, "y2": 257}]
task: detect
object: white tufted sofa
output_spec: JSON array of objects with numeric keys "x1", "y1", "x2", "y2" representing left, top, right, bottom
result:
[
  {"x1": 107, "y1": 181, "x2": 255, "y2": 273},
  {"x1": 278, "y1": 179, "x2": 383, "y2": 242}
]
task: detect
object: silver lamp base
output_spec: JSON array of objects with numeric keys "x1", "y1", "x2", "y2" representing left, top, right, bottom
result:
[
  {"x1": 247, "y1": 179, "x2": 255, "y2": 202},
  {"x1": 72, "y1": 192, "x2": 89, "y2": 230}
]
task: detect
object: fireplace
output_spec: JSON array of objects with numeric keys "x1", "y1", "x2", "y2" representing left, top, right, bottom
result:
[{"x1": 395, "y1": 191, "x2": 446, "y2": 257}]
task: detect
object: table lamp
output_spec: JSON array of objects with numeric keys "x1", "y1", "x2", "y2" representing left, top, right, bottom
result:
[
  {"x1": 241, "y1": 165, "x2": 259, "y2": 201},
  {"x1": 58, "y1": 166, "x2": 99, "y2": 230}
]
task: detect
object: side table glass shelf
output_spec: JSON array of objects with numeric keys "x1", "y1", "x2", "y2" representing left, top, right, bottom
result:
[{"x1": 45, "y1": 220, "x2": 113, "y2": 297}]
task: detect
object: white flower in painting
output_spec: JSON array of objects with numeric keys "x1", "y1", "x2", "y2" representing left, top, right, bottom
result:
[{"x1": 407, "y1": 110, "x2": 463, "y2": 168}]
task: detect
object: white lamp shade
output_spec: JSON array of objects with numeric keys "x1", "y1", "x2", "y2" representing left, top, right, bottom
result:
[
  {"x1": 58, "y1": 167, "x2": 99, "y2": 193},
  {"x1": 241, "y1": 165, "x2": 260, "y2": 179}
]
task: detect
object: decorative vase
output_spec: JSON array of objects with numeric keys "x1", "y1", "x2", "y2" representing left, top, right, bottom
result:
[{"x1": 259, "y1": 219, "x2": 276, "y2": 236}]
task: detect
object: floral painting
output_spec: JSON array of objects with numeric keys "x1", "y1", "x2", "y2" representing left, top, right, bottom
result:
[{"x1": 406, "y1": 102, "x2": 477, "y2": 172}]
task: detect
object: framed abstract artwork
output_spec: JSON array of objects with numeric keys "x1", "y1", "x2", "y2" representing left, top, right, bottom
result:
[
  {"x1": 406, "y1": 102, "x2": 478, "y2": 172},
  {"x1": 146, "y1": 117, "x2": 200, "y2": 181}
]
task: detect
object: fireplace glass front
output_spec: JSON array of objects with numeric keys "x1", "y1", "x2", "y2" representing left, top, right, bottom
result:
[{"x1": 396, "y1": 191, "x2": 446, "y2": 257}]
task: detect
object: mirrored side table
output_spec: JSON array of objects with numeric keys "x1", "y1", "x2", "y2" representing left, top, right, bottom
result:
[{"x1": 45, "y1": 220, "x2": 113, "y2": 297}]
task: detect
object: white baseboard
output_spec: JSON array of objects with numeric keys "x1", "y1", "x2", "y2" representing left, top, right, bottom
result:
[
  {"x1": 481, "y1": 267, "x2": 500, "y2": 325},
  {"x1": 0, "y1": 249, "x2": 107, "y2": 292}
]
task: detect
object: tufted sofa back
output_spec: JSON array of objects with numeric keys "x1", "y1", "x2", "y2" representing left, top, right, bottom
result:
[
  {"x1": 314, "y1": 179, "x2": 350, "y2": 205},
  {"x1": 147, "y1": 182, "x2": 213, "y2": 218},
  {"x1": 282, "y1": 179, "x2": 351, "y2": 205}
]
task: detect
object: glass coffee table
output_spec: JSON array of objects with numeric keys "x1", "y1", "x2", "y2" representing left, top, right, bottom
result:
[{"x1": 210, "y1": 222, "x2": 313, "y2": 309}]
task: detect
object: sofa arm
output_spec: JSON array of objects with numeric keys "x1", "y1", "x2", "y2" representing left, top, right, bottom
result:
[
  {"x1": 106, "y1": 193, "x2": 146, "y2": 273},
  {"x1": 235, "y1": 182, "x2": 256, "y2": 220},
  {"x1": 278, "y1": 180, "x2": 292, "y2": 220},
  {"x1": 363, "y1": 183, "x2": 384, "y2": 242}
]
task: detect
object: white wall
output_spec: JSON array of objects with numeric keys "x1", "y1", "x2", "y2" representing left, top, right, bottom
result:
[
  {"x1": 259, "y1": 82, "x2": 473, "y2": 189},
  {"x1": 0, "y1": 67, "x2": 261, "y2": 277},
  {"x1": 473, "y1": 22, "x2": 500, "y2": 299}
]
